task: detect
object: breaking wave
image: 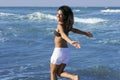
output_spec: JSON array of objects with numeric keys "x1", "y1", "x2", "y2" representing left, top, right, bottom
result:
[
  {"x1": 22, "y1": 12, "x2": 56, "y2": 21},
  {"x1": 101, "y1": 9, "x2": 120, "y2": 13},
  {"x1": 0, "y1": 12, "x2": 107, "y2": 24},
  {"x1": 74, "y1": 17, "x2": 107, "y2": 24},
  {"x1": 0, "y1": 12, "x2": 56, "y2": 21}
]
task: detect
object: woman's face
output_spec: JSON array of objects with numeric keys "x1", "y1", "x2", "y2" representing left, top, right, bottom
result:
[{"x1": 56, "y1": 10, "x2": 64, "y2": 23}]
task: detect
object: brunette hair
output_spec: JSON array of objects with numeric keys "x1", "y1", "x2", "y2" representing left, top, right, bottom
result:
[{"x1": 58, "y1": 5, "x2": 74, "y2": 34}]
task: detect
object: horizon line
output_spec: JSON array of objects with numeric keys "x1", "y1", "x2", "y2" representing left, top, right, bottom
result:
[{"x1": 0, "y1": 6, "x2": 120, "y2": 8}]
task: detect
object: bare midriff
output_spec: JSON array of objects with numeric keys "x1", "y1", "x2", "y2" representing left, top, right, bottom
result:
[{"x1": 54, "y1": 36, "x2": 68, "y2": 48}]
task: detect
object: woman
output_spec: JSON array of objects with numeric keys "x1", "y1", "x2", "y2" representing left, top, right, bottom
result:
[{"x1": 50, "y1": 5, "x2": 92, "y2": 80}]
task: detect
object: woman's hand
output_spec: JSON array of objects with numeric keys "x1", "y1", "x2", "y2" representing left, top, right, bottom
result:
[
  {"x1": 85, "y1": 32, "x2": 93, "y2": 37},
  {"x1": 70, "y1": 41, "x2": 81, "y2": 48}
]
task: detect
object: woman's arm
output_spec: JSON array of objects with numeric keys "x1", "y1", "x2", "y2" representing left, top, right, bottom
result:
[
  {"x1": 58, "y1": 25, "x2": 80, "y2": 48},
  {"x1": 71, "y1": 28, "x2": 93, "y2": 37}
]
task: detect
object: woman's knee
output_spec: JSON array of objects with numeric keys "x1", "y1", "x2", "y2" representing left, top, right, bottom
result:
[
  {"x1": 57, "y1": 64, "x2": 66, "y2": 76},
  {"x1": 56, "y1": 70, "x2": 63, "y2": 76}
]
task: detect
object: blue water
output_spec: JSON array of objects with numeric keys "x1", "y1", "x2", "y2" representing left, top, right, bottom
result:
[{"x1": 0, "y1": 7, "x2": 120, "y2": 80}]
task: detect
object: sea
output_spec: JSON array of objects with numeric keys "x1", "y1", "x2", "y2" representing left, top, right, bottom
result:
[{"x1": 0, "y1": 7, "x2": 120, "y2": 80}]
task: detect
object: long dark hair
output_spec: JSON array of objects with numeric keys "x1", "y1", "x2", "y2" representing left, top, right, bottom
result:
[{"x1": 58, "y1": 5, "x2": 74, "y2": 34}]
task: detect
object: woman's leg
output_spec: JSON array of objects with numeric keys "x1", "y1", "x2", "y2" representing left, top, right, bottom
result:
[
  {"x1": 57, "y1": 63, "x2": 79, "y2": 80},
  {"x1": 50, "y1": 63, "x2": 59, "y2": 80}
]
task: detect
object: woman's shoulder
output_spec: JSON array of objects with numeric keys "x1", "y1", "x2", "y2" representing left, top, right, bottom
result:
[
  {"x1": 57, "y1": 24, "x2": 63, "y2": 27},
  {"x1": 57, "y1": 24, "x2": 64, "y2": 29}
]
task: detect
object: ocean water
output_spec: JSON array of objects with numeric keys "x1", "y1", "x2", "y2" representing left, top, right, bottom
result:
[{"x1": 0, "y1": 7, "x2": 120, "y2": 80}]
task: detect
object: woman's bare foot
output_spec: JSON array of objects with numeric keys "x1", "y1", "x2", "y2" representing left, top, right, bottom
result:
[{"x1": 72, "y1": 75, "x2": 79, "y2": 80}]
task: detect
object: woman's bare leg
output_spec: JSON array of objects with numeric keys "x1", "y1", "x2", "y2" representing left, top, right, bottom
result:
[
  {"x1": 57, "y1": 63, "x2": 79, "y2": 80},
  {"x1": 50, "y1": 63, "x2": 59, "y2": 80},
  {"x1": 50, "y1": 63, "x2": 79, "y2": 80}
]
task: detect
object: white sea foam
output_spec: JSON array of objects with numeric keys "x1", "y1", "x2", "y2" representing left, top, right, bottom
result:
[
  {"x1": 97, "y1": 39, "x2": 120, "y2": 45},
  {"x1": 0, "y1": 37, "x2": 8, "y2": 42},
  {"x1": 74, "y1": 17, "x2": 106, "y2": 24},
  {"x1": 101, "y1": 9, "x2": 120, "y2": 13},
  {"x1": 73, "y1": 9, "x2": 80, "y2": 12},
  {"x1": 0, "y1": 12, "x2": 15, "y2": 16}
]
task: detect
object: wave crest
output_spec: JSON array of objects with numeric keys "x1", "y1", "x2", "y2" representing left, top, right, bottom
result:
[
  {"x1": 22, "y1": 12, "x2": 56, "y2": 21},
  {"x1": 0, "y1": 12, "x2": 56, "y2": 21},
  {"x1": 0, "y1": 12, "x2": 15, "y2": 16},
  {"x1": 75, "y1": 17, "x2": 106, "y2": 24},
  {"x1": 101, "y1": 9, "x2": 120, "y2": 13},
  {"x1": 0, "y1": 12, "x2": 106, "y2": 24}
]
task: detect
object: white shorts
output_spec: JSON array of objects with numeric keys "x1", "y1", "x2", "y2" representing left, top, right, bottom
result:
[{"x1": 50, "y1": 48, "x2": 70, "y2": 65}]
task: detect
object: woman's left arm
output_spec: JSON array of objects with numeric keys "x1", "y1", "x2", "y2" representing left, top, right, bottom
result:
[{"x1": 71, "y1": 28, "x2": 93, "y2": 37}]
